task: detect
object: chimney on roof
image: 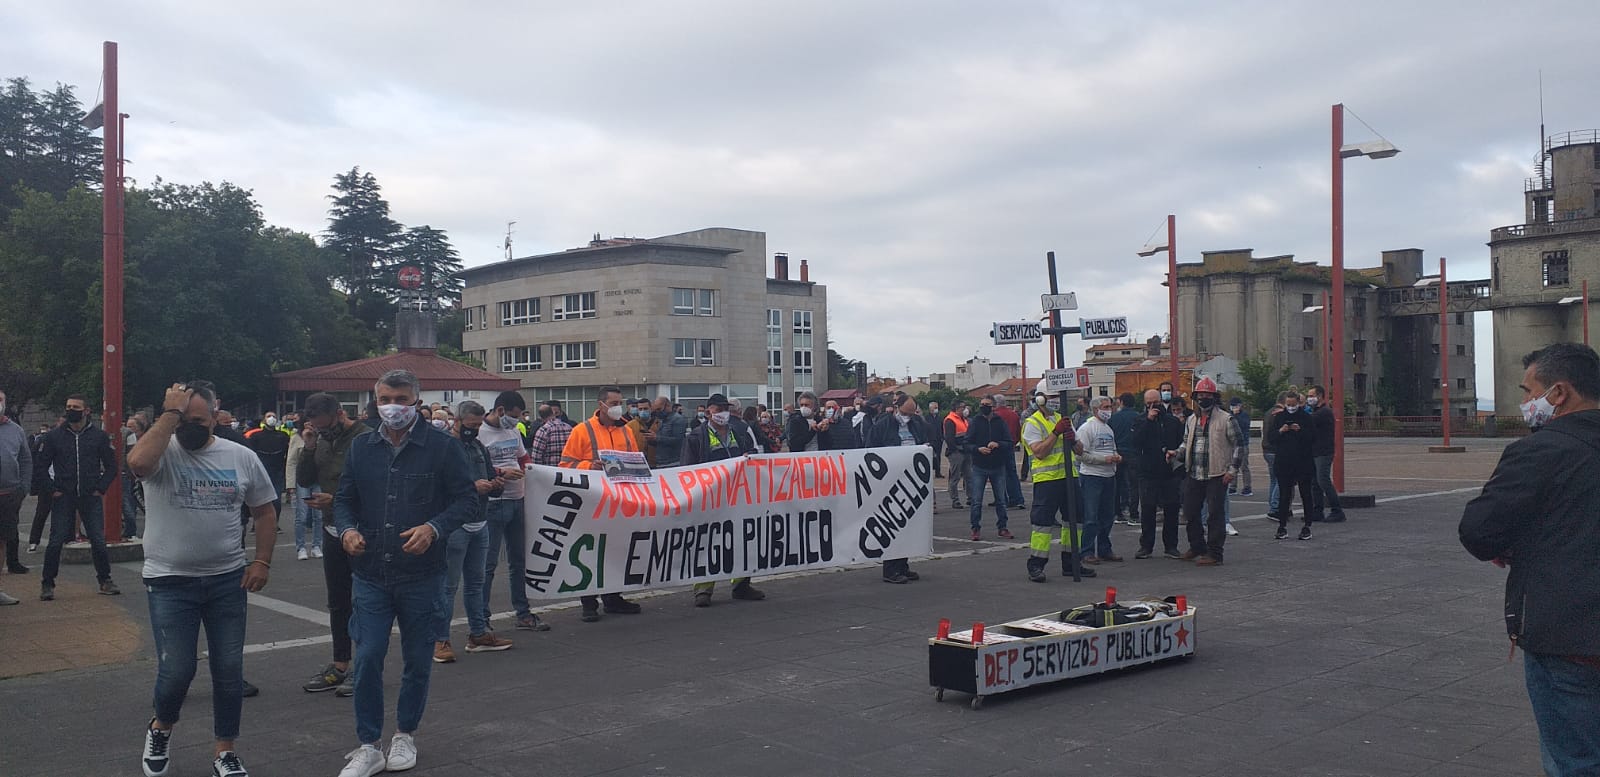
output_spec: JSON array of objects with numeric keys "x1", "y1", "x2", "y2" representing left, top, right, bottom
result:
[
  {"x1": 395, "y1": 309, "x2": 439, "y2": 353},
  {"x1": 799, "y1": 259, "x2": 809, "y2": 282},
  {"x1": 1147, "y1": 335, "x2": 1163, "y2": 358},
  {"x1": 774, "y1": 252, "x2": 789, "y2": 280}
]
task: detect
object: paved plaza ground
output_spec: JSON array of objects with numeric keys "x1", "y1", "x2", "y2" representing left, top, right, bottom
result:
[{"x1": 0, "y1": 437, "x2": 1545, "y2": 776}]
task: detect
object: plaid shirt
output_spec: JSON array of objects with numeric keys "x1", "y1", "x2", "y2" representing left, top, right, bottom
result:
[
  {"x1": 529, "y1": 416, "x2": 572, "y2": 467},
  {"x1": 1182, "y1": 407, "x2": 1244, "y2": 481}
]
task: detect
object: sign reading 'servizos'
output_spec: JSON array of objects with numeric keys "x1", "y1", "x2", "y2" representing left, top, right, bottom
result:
[{"x1": 520, "y1": 447, "x2": 935, "y2": 598}]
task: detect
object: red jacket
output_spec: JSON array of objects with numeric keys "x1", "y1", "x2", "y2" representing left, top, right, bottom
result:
[{"x1": 994, "y1": 406, "x2": 1022, "y2": 443}]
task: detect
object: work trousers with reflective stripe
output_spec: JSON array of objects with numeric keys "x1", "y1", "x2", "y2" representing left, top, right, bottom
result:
[{"x1": 1027, "y1": 478, "x2": 1082, "y2": 557}]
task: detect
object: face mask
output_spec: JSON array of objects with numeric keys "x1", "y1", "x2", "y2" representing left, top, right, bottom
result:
[
  {"x1": 961, "y1": 408, "x2": 970, "y2": 417},
  {"x1": 1197, "y1": 397, "x2": 1216, "y2": 410},
  {"x1": 1283, "y1": 405, "x2": 1300, "y2": 414},
  {"x1": 1521, "y1": 387, "x2": 1555, "y2": 429},
  {"x1": 431, "y1": 419, "x2": 447, "y2": 430},
  {"x1": 605, "y1": 404, "x2": 626, "y2": 421},
  {"x1": 498, "y1": 413, "x2": 519, "y2": 430},
  {"x1": 697, "y1": 412, "x2": 707, "y2": 421},
  {"x1": 64, "y1": 409, "x2": 84, "y2": 424},
  {"x1": 799, "y1": 406, "x2": 814, "y2": 419},
  {"x1": 930, "y1": 407, "x2": 939, "y2": 414},
  {"x1": 1096, "y1": 409, "x2": 1112, "y2": 422},
  {"x1": 378, "y1": 403, "x2": 417, "y2": 430},
  {"x1": 711, "y1": 411, "x2": 731, "y2": 426},
  {"x1": 460, "y1": 426, "x2": 480, "y2": 442},
  {"x1": 979, "y1": 406, "x2": 993, "y2": 416},
  {"x1": 1306, "y1": 396, "x2": 1320, "y2": 408},
  {"x1": 175, "y1": 421, "x2": 211, "y2": 451},
  {"x1": 264, "y1": 416, "x2": 279, "y2": 428},
  {"x1": 760, "y1": 415, "x2": 772, "y2": 423},
  {"x1": 1047, "y1": 400, "x2": 1061, "y2": 412},
  {"x1": 283, "y1": 420, "x2": 295, "y2": 430},
  {"x1": 825, "y1": 408, "x2": 835, "y2": 419},
  {"x1": 1160, "y1": 391, "x2": 1172, "y2": 402}
]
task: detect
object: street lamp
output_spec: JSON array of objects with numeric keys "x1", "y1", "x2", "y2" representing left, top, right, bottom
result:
[
  {"x1": 1137, "y1": 214, "x2": 1179, "y2": 391},
  {"x1": 1331, "y1": 103, "x2": 1399, "y2": 492},
  {"x1": 1301, "y1": 295, "x2": 1330, "y2": 386}
]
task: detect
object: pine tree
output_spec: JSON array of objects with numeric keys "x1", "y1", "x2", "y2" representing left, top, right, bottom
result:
[
  {"x1": 35, "y1": 83, "x2": 101, "y2": 194},
  {"x1": 391, "y1": 224, "x2": 463, "y2": 311},
  {"x1": 323, "y1": 166, "x2": 401, "y2": 308}
]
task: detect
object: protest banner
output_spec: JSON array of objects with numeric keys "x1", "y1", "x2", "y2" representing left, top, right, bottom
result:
[{"x1": 521, "y1": 446, "x2": 935, "y2": 598}]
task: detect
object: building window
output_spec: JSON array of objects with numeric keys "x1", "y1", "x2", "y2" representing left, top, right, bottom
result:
[
  {"x1": 1594, "y1": 147, "x2": 1600, "y2": 170},
  {"x1": 552, "y1": 342, "x2": 597, "y2": 369},
  {"x1": 465, "y1": 305, "x2": 487, "y2": 331},
  {"x1": 1353, "y1": 373, "x2": 1367, "y2": 392},
  {"x1": 1351, "y1": 297, "x2": 1366, "y2": 320},
  {"x1": 1302, "y1": 293, "x2": 1314, "y2": 309},
  {"x1": 671, "y1": 288, "x2": 717, "y2": 316},
  {"x1": 1457, "y1": 377, "x2": 1467, "y2": 391},
  {"x1": 672, "y1": 339, "x2": 717, "y2": 366},
  {"x1": 553, "y1": 292, "x2": 597, "y2": 320},
  {"x1": 1376, "y1": 340, "x2": 1385, "y2": 354},
  {"x1": 1352, "y1": 339, "x2": 1366, "y2": 355},
  {"x1": 768, "y1": 349, "x2": 782, "y2": 387},
  {"x1": 1456, "y1": 344, "x2": 1466, "y2": 356},
  {"x1": 1454, "y1": 312, "x2": 1465, "y2": 326},
  {"x1": 498, "y1": 298, "x2": 540, "y2": 326},
  {"x1": 470, "y1": 350, "x2": 488, "y2": 367},
  {"x1": 1492, "y1": 259, "x2": 1499, "y2": 291},
  {"x1": 1303, "y1": 337, "x2": 1315, "y2": 350},
  {"x1": 794, "y1": 349, "x2": 814, "y2": 390},
  {"x1": 767, "y1": 309, "x2": 783, "y2": 348},
  {"x1": 499, "y1": 345, "x2": 541, "y2": 373},
  {"x1": 1543, "y1": 250, "x2": 1570, "y2": 287}
]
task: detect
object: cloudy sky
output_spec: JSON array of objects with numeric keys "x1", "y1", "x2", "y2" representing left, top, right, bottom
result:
[{"x1": 11, "y1": 1, "x2": 1600, "y2": 401}]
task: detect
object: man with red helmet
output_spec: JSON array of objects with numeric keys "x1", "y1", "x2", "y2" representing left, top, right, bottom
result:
[{"x1": 1167, "y1": 377, "x2": 1245, "y2": 566}]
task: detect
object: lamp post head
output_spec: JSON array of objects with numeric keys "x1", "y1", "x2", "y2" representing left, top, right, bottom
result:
[
  {"x1": 1339, "y1": 140, "x2": 1400, "y2": 160},
  {"x1": 1136, "y1": 242, "x2": 1170, "y2": 257}
]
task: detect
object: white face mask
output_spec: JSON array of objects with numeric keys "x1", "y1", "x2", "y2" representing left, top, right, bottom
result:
[
  {"x1": 1096, "y1": 408, "x2": 1112, "y2": 422},
  {"x1": 1521, "y1": 387, "x2": 1555, "y2": 429},
  {"x1": 799, "y1": 406, "x2": 814, "y2": 418},
  {"x1": 431, "y1": 419, "x2": 447, "y2": 430},
  {"x1": 606, "y1": 404, "x2": 626, "y2": 421},
  {"x1": 377, "y1": 403, "x2": 417, "y2": 430},
  {"x1": 264, "y1": 416, "x2": 278, "y2": 428},
  {"x1": 498, "y1": 413, "x2": 520, "y2": 430},
  {"x1": 1306, "y1": 396, "x2": 1320, "y2": 408},
  {"x1": 712, "y1": 411, "x2": 732, "y2": 426},
  {"x1": 824, "y1": 408, "x2": 836, "y2": 419}
]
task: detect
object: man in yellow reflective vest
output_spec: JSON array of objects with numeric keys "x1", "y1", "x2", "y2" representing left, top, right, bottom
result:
[{"x1": 1022, "y1": 391, "x2": 1095, "y2": 581}]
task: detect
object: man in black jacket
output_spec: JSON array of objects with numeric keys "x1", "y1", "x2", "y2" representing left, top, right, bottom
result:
[
  {"x1": 35, "y1": 395, "x2": 120, "y2": 600},
  {"x1": 1264, "y1": 391, "x2": 1317, "y2": 541},
  {"x1": 1304, "y1": 385, "x2": 1344, "y2": 523},
  {"x1": 1130, "y1": 389, "x2": 1184, "y2": 559},
  {"x1": 867, "y1": 394, "x2": 930, "y2": 583},
  {"x1": 964, "y1": 397, "x2": 1014, "y2": 541},
  {"x1": 1460, "y1": 343, "x2": 1600, "y2": 774},
  {"x1": 683, "y1": 394, "x2": 767, "y2": 606}
]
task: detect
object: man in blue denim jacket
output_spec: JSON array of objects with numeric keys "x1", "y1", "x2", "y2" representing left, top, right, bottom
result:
[{"x1": 333, "y1": 370, "x2": 477, "y2": 777}]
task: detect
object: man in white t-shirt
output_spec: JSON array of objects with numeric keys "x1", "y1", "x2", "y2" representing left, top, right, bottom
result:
[
  {"x1": 128, "y1": 383, "x2": 277, "y2": 777},
  {"x1": 1073, "y1": 396, "x2": 1124, "y2": 566},
  {"x1": 477, "y1": 391, "x2": 545, "y2": 632}
]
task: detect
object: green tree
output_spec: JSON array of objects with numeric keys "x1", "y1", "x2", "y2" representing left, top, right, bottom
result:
[
  {"x1": 323, "y1": 166, "x2": 401, "y2": 326},
  {"x1": 1233, "y1": 348, "x2": 1293, "y2": 416},
  {"x1": 827, "y1": 347, "x2": 861, "y2": 390},
  {"x1": 0, "y1": 78, "x2": 101, "y2": 213},
  {"x1": 387, "y1": 224, "x2": 463, "y2": 310}
]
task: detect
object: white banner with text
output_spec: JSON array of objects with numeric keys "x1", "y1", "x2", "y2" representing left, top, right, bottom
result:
[{"x1": 520, "y1": 446, "x2": 935, "y2": 598}]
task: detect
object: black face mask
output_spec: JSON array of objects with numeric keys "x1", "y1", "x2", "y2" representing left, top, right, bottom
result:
[
  {"x1": 979, "y1": 406, "x2": 993, "y2": 416},
  {"x1": 64, "y1": 409, "x2": 85, "y2": 424},
  {"x1": 1197, "y1": 397, "x2": 1216, "y2": 410},
  {"x1": 175, "y1": 421, "x2": 211, "y2": 451},
  {"x1": 460, "y1": 426, "x2": 479, "y2": 442}
]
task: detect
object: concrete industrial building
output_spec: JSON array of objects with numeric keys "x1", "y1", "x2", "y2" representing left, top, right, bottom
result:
[
  {"x1": 459, "y1": 228, "x2": 828, "y2": 420},
  {"x1": 1487, "y1": 129, "x2": 1600, "y2": 417},
  {"x1": 1175, "y1": 248, "x2": 1478, "y2": 417}
]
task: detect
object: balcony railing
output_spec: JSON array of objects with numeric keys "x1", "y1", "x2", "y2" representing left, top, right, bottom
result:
[
  {"x1": 1545, "y1": 129, "x2": 1600, "y2": 151},
  {"x1": 1490, "y1": 215, "x2": 1600, "y2": 242}
]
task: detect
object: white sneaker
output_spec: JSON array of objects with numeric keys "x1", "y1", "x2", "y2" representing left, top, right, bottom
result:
[
  {"x1": 337, "y1": 744, "x2": 386, "y2": 777},
  {"x1": 1225, "y1": 524, "x2": 1240, "y2": 536},
  {"x1": 387, "y1": 732, "x2": 417, "y2": 771},
  {"x1": 142, "y1": 720, "x2": 172, "y2": 777},
  {"x1": 297, "y1": 548, "x2": 309, "y2": 561},
  {"x1": 310, "y1": 546, "x2": 324, "y2": 559}
]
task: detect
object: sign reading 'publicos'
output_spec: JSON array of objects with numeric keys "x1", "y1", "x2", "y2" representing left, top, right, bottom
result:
[{"x1": 520, "y1": 447, "x2": 935, "y2": 597}]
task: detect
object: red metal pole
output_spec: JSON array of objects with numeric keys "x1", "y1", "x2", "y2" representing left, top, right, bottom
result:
[
  {"x1": 1585, "y1": 278, "x2": 1591, "y2": 347},
  {"x1": 1020, "y1": 343, "x2": 1026, "y2": 386},
  {"x1": 1329, "y1": 103, "x2": 1346, "y2": 493},
  {"x1": 101, "y1": 41, "x2": 125, "y2": 542},
  {"x1": 1439, "y1": 257, "x2": 1451, "y2": 447},
  {"x1": 1167, "y1": 214, "x2": 1179, "y2": 389},
  {"x1": 1321, "y1": 292, "x2": 1330, "y2": 384}
]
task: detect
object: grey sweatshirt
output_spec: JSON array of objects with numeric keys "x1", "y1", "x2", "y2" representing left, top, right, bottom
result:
[{"x1": 0, "y1": 418, "x2": 32, "y2": 495}]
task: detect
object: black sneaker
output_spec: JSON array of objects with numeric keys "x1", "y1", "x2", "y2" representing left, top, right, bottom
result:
[
  {"x1": 1162, "y1": 549, "x2": 1184, "y2": 560},
  {"x1": 211, "y1": 750, "x2": 248, "y2": 777},
  {"x1": 731, "y1": 582, "x2": 766, "y2": 601},
  {"x1": 601, "y1": 594, "x2": 642, "y2": 615},
  {"x1": 39, "y1": 582, "x2": 54, "y2": 601},
  {"x1": 143, "y1": 720, "x2": 172, "y2": 777},
  {"x1": 1298, "y1": 526, "x2": 1313, "y2": 541},
  {"x1": 241, "y1": 680, "x2": 259, "y2": 698},
  {"x1": 580, "y1": 606, "x2": 601, "y2": 622},
  {"x1": 99, "y1": 579, "x2": 122, "y2": 596},
  {"x1": 903, "y1": 570, "x2": 920, "y2": 581},
  {"x1": 1274, "y1": 524, "x2": 1288, "y2": 540},
  {"x1": 1322, "y1": 511, "x2": 1347, "y2": 523},
  {"x1": 516, "y1": 613, "x2": 551, "y2": 631},
  {"x1": 882, "y1": 574, "x2": 908, "y2": 584},
  {"x1": 1134, "y1": 549, "x2": 1153, "y2": 559},
  {"x1": 302, "y1": 663, "x2": 348, "y2": 693}
]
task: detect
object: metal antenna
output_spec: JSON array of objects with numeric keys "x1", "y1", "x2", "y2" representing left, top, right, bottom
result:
[{"x1": 503, "y1": 221, "x2": 516, "y2": 260}]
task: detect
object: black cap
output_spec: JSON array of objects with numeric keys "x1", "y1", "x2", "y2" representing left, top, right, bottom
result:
[
  {"x1": 865, "y1": 394, "x2": 888, "y2": 408},
  {"x1": 707, "y1": 393, "x2": 729, "y2": 408}
]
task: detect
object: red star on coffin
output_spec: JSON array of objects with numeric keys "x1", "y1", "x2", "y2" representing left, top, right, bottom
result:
[{"x1": 1176, "y1": 623, "x2": 1190, "y2": 648}]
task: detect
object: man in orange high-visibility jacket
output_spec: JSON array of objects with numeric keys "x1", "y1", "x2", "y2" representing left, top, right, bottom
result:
[{"x1": 557, "y1": 384, "x2": 645, "y2": 623}]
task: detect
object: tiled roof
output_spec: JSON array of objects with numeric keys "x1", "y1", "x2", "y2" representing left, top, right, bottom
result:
[{"x1": 273, "y1": 350, "x2": 520, "y2": 392}]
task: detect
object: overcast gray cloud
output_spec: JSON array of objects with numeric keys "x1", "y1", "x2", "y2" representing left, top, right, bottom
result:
[{"x1": 9, "y1": 0, "x2": 1600, "y2": 398}]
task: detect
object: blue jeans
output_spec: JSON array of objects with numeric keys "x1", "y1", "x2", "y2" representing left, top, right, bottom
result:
[
  {"x1": 481, "y1": 499, "x2": 529, "y2": 621},
  {"x1": 42, "y1": 492, "x2": 112, "y2": 585},
  {"x1": 350, "y1": 574, "x2": 443, "y2": 745},
  {"x1": 437, "y1": 528, "x2": 488, "y2": 641},
  {"x1": 1312, "y1": 454, "x2": 1342, "y2": 513},
  {"x1": 967, "y1": 467, "x2": 1008, "y2": 531},
  {"x1": 1265, "y1": 452, "x2": 1280, "y2": 513},
  {"x1": 1001, "y1": 452, "x2": 1023, "y2": 507},
  {"x1": 1078, "y1": 474, "x2": 1115, "y2": 558},
  {"x1": 1524, "y1": 650, "x2": 1600, "y2": 776},
  {"x1": 293, "y1": 486, "x2": 322, "y2": 552},
  {"x1": 145, "y1": 568, "x2": 247, "y2": 740}
]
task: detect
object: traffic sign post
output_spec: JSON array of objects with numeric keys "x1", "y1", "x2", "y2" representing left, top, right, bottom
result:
[
  {"x1": 1042, "y1": 367, "x2": 1090, "y2": 393},
  {"x1": 1040, "y1": 292, "x2": 1078, "y2": 312},
  {"x1": 1078, "y1": 317, "x2": 1129, "y2": 340},
  {"x1": 991, "y1": 320, "x2": 1043, "y2": 345}
]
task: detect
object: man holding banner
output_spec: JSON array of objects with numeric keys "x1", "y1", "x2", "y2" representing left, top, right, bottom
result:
[
  {"x1": 866, "y1": 394, "x2": 930, "y2": 584},
  {"x1": 557, "y1": 385, "x2": 646, "y2": 623},
  {"x1": 682, "y1": 393, "x2": 768, "y2": 606}
]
